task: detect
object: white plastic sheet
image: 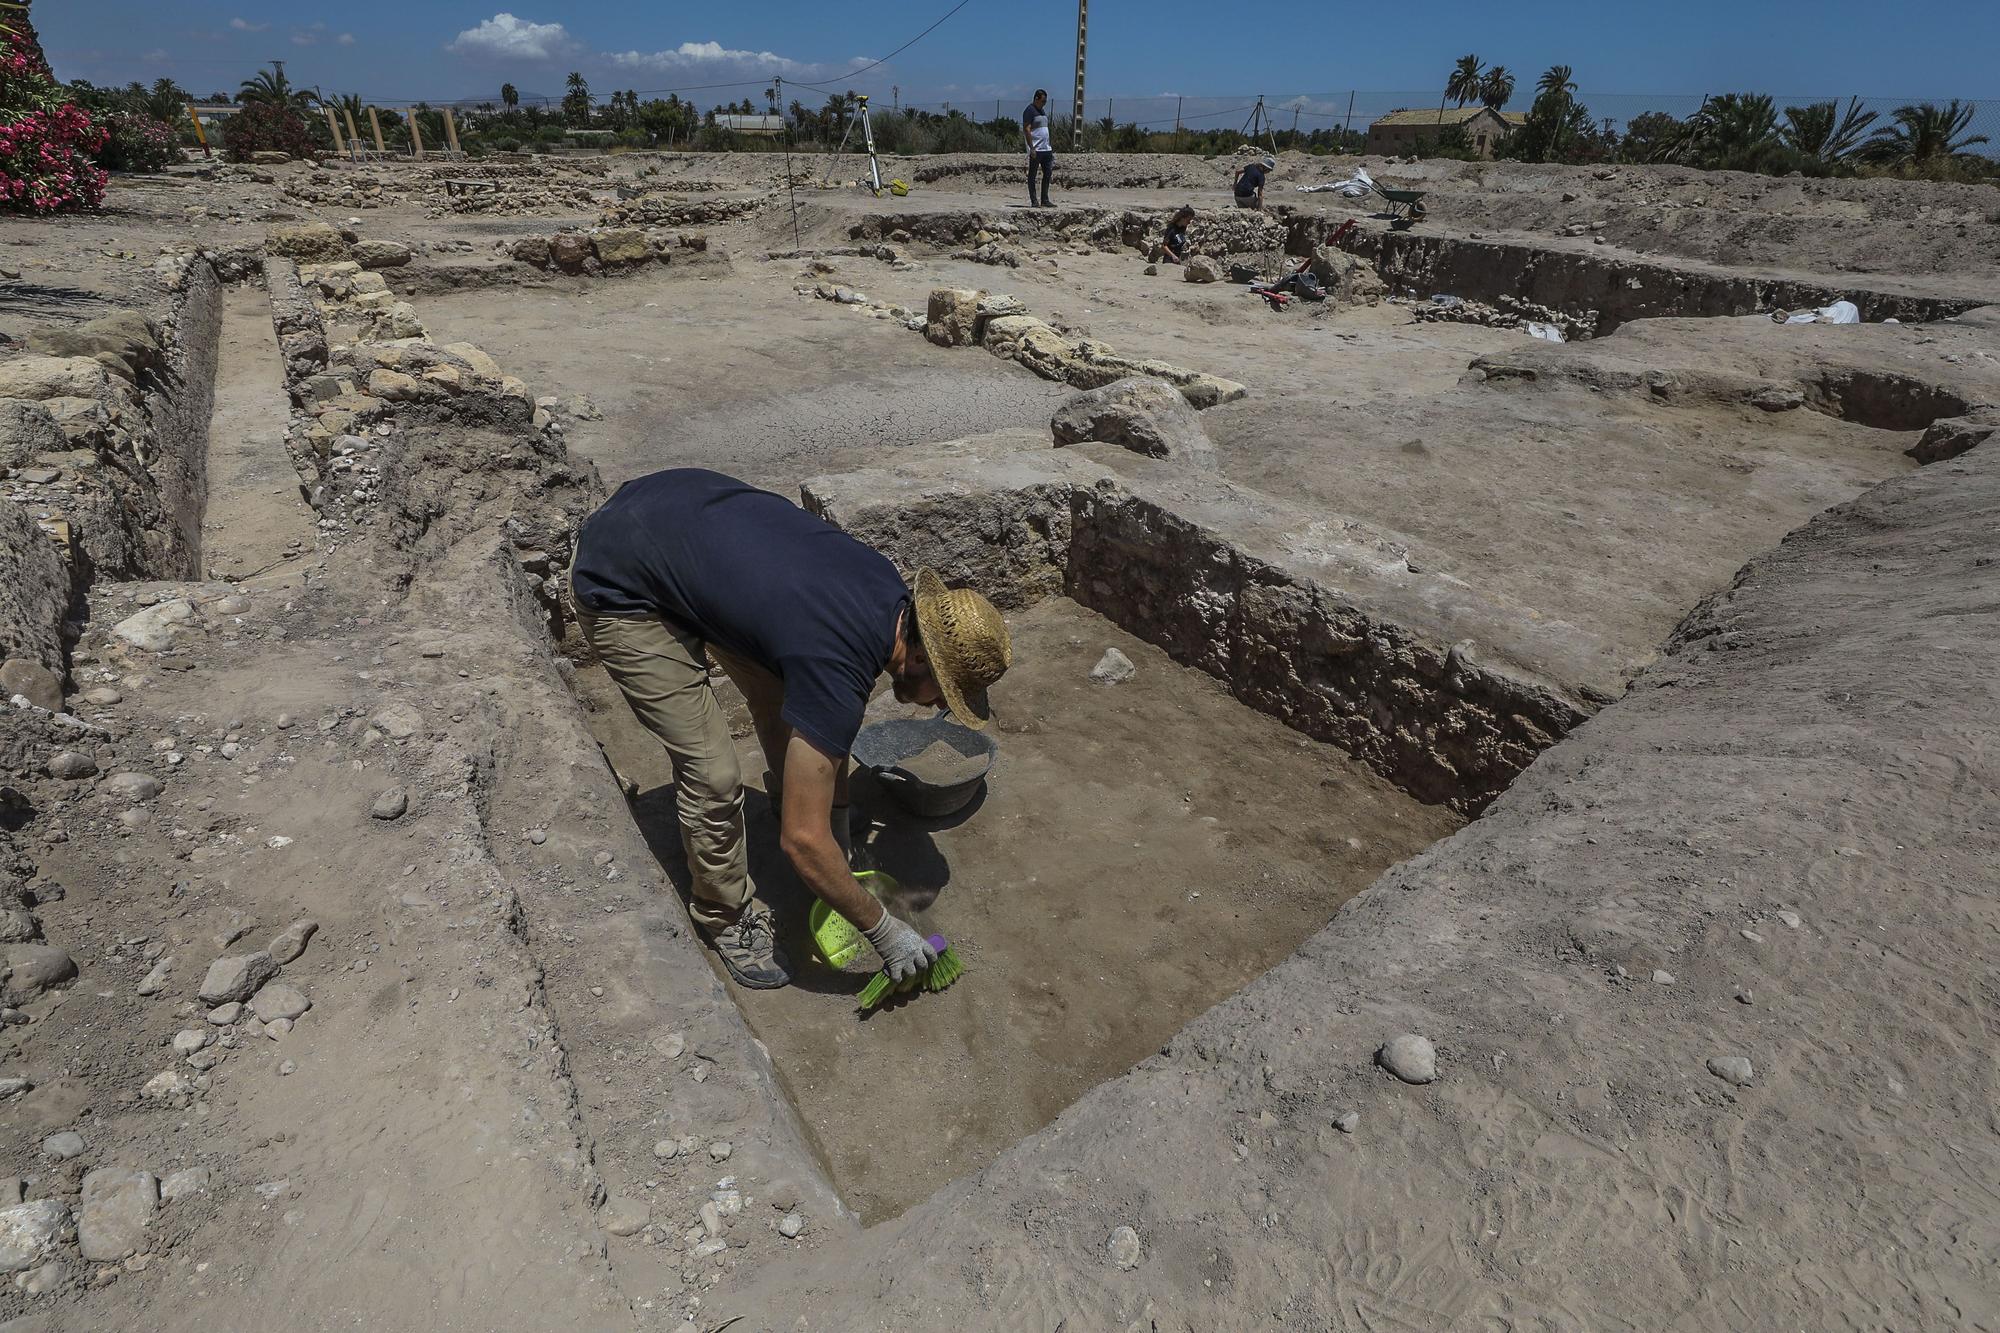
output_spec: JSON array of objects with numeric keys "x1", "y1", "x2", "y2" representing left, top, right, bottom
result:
[
  {"x1": 1299, "y1": 167, "x2": 1374, "y2": 197},
  {"x1": 1783, "y1": 299, "x2": 1860, "y2": 325},
  {"x1": 1523, "y1": 321, "x2": 1567, "y2": 343}
]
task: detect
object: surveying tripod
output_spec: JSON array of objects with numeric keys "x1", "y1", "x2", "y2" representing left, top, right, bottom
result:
[{"x1": 827, "y1": 93, "x2": 885, "y2": 196}]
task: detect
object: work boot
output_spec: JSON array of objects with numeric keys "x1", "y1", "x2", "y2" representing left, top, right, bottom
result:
[{"x1": 702, "y1": 907, "x2": 790, "y2": 989}]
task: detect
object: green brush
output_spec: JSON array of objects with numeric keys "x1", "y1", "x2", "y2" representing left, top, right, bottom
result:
[{"x1": 856, "y1": 934, "x2": 965, "y2": 1011}]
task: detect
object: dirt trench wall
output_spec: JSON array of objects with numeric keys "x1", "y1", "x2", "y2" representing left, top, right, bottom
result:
[
  {"x1": 1347, "y1": 229, "x2": 1978, "y2": 334},
  {"x1": 805, "y1": 437, "x2": 1586, "y2": 811},
  {"x1": 143, "y1": 254, "x2": 223, "y2": 575}
]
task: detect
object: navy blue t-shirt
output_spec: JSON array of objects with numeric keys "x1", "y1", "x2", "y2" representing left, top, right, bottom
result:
[
  {"x1": 571, "y1": 469, "x2": 909, "y2": 760},
  {"x1": 1236, "y1": 163, "x2": 1267, "y2": 196}
]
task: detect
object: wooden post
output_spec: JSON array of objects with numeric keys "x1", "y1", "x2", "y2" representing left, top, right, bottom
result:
[
  {"x1": 442, "y1": 107, "x2": 462, "y2": 155},
  {"x1": 368, "y1": 106, "x2": 386, "y2": 153},
  {"x1": 323, "y1": 107, "x2": 345, "y2": 155},
  {"x1": 343, "y1": 107, "x2": 363, "y2": 153},
  {"x1": 406, "y1": 108, "x2": 424, "y2": 160}
]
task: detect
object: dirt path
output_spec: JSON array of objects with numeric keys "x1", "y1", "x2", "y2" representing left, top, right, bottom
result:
[{"x1": 198, "y1": 282, "x2": 316, "y2": 586}]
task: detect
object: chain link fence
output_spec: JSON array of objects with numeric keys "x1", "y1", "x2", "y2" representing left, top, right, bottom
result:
[{"x1": 868, "y1": 91, "x2": 1995, "y2": 154}]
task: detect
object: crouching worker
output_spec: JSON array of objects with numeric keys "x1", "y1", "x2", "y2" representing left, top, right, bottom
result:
[
  {"x1": 1233, "y1": 154, "x2": 1275, "y2": 209},
  {"x1": 1154, "y1": 205, "x2": 1196, "y2": 263},
  {"x1": 569, "y1": 468, "x2": 1013, "y2": 991}
]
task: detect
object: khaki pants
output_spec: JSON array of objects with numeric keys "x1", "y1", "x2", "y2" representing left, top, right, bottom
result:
[{"x1": 575, "y1": 602, "x2": 785, "y2": 931}]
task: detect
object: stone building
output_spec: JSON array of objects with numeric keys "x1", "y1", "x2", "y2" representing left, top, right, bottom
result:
[{"x1": 1366, "y1": 106, "x2": 1525, "y2": 158}]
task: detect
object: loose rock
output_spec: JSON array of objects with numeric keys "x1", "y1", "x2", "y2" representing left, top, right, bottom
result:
[
  {"x1": 77, "y1": 1169, "x2": 158, "y2": 1262},
  {"x1": 135, "y1": 957, "x2": 172, "y2": 996},
  {"x1": 1707, "y1": 1055, "x2": 1755, "y2": 1087},
  {"x1": 266, "y1": 919, "x2": 318, "y2": 965},
  {"x1": 248, "y1": 982, "x2": 311, "y2": 1022},
  {"x1": 197, "y1": 950, "x2": 278, "y2": 1005},
  {"x1": 102, "y1": 772, "x2": 162, "y2": 802},
  {"x1": 0, "y1": 659, "x2": 61, "y2": 712},
  {"x1": 1090, "y1": 648, "x2": 1136, "y2": 684},
  {"x1": 171, "y1": 1028, "x2": 212, "y2": 1056},
  {"x1": 2, "y1": 945, "x2": 77, "y2": 1004},
  {"x1": 1106, "y1": 1224, "x2": 1142, "y2": 1270},
  {"x1": 44, "y1": 751, "x2": 97, "y2": 781},
  {"x1": 158, "y1": 1168, "x2": 209, "y2": 1202},
  {"x1": 40, "y1": 1132, "x2": 84, "y2": 1161},
  {"x1": 369, "y1": 786, "x2": 409, "y2": 821},
  {"x1": 0, "y1": 1200, "x2": 72, "y2": 1274},
  {"x1": 1376, "y1": 1034, "x2": 1438, "y2": 1084},
  {"x1": 707, "y1": 1140, "x2": 733, "y2": 1163},
  {"x1": 600, "y1": 1195, "x2": 649, "y2": 1237},
  {"x1": 778, "y1": 1211, "x2": 804, "y2": 1238}
]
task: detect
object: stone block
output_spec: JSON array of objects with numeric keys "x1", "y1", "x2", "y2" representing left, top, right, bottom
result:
[
  {"x1": 591, "y1": 229, "x2": 652, "y2": 265},
  {"x1": 925, "y1": 288, "x2": 983, "y2": 347},
  {"x1": 266, "y1": 222, "x2": 347, "y2": 261},
  {"x1": 1051, "y1": 377, "x2": 1216, "y2": 469},
  {"x1": 77, "y1": 1169, "x2": 158, "y2": 1262},
  {"x1": 352, "y1": 238, "x2": 413, "y2": 269}
]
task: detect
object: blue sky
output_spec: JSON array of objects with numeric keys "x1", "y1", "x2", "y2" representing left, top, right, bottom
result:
[{"x1": 39, "y1": 1, "x2": 1999, "y2": 116}]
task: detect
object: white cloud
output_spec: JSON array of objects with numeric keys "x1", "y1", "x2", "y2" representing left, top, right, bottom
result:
[
  {"x1": 290, "y1": 30, "x2": 317, "y2": 46},
  {"x1": 338, "y1": 33, "x2": 356, "y2": 46},
  {"x1": 228, "y1": 17, "x2": 268, "y2": 32},
  {"x1": 607, "y1": 41, "x2": 808, "y2": 75},
  {"x1": 143, "y1": 48, "x2": 170, "y2": 62},
  {"x1": 449, "y1": 12, "x2": 576, "y2": 61}
]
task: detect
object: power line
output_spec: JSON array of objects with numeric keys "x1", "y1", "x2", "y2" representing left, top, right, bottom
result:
[{"x1": 786, "y1": 0, "x2": 976, "y2": 93}]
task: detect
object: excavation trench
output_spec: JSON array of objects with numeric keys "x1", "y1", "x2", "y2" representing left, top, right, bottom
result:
[
  {"x1": 559, "y1": 434, "x2": 1582, "y2": 1220},
  {"x1": 1335, "y1": 226, "x2": 1979, "y2": 335}
]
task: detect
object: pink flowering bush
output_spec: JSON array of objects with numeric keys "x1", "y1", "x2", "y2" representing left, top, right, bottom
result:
[
  {"x1": 1, "y1": 26, "x2": 109, "y2": 212},
  {"x1": 96, "y1": 110, "x2": 178, "y2": 172}
]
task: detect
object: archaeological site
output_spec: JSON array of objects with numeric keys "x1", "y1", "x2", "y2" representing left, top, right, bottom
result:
[{"x1": 1, "y1": 135, "x2": 1997, "y2": 1332}]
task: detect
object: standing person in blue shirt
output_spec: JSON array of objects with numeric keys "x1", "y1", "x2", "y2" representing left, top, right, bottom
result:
[
  {"x1": 569, "y1": 469, "x2": 1014, "y2": 990},
  {"x1": 1234, "y1": 154, "x2": 1275, "y2": 209},
  {"x1": 1023, "y1": 89, "x2": 1055, "y2": 208}
]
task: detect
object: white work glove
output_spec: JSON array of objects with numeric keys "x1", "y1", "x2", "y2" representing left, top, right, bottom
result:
[{"x1": 862, "y1": 907, "x2": 937, "y2": 983}]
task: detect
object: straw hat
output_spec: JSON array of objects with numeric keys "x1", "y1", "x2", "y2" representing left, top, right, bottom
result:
[{"x1": 912, "y1": 568, "x2": 1011, "y2": 729}]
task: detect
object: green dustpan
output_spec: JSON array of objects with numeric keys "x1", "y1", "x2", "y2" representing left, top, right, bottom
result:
[{"x1": 808, "y1": 870, "x2": 898, "y2": 968}]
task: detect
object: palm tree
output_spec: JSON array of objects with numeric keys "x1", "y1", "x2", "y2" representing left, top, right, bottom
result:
[
  {"x1": 1688, "y1": 93, "x2": 1781, "y2": 171},
  {"x1": 1479, "y1": 66, "x2": 1515, "y2": 112},
  {"x1": 501, "y1": 82, "x2": 519, "y2": 111},
  {"x1": 1782, "y1": 97, "x2": 1878, "y2": 167},
  {"x1": 1439, "y1": 53, "x2": 1483, "y2": 127},
  {"x1": 237, "y1": 65, "x2": 315, "y2": 110},
  {"x1": 336, "y1": 92, "x2": 365, "y2": 134},
  {"x1": 1536, "y1": 65, "x2": 1577, "y2": 103},
  {"x1": 1866, "y1": 100, "x2": 1989, "y2": 165},
  {"x1": 562, "y1": 71, "x2": 591, "y2": 128}
]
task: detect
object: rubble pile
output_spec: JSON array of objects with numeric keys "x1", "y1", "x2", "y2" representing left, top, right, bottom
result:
[
  {"x1": 1412, "y1": 291, "x2": 1597, "y2": 340},
  {"x1": 283, "y1": 160, "x2": 613, "y2": 217},
  {"x1": 505, "y1": 227, "x2": 724, "y2": 276},
  {"x1": 911, "y1": 287, "x2": 1249, "y2": 405},
  {"x1": 599, "y1": 195, "x2": 765, "y2": 228}
]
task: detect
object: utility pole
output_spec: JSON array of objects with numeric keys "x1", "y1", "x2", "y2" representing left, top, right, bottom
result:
[
  {"x1": 1071, "y1": 0, "x2": 1087, "y2": 149},
  {"x1": 1175, "y1": 95, "x2": 1182, "y2": 132},
  {"x1": 892, "y1": 85, "x2": 899, "y2": 112}
]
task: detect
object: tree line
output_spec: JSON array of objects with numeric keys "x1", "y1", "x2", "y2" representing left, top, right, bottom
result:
[{"x1": 1415, "y1": 53, "x2": 1992, "y2": 180}]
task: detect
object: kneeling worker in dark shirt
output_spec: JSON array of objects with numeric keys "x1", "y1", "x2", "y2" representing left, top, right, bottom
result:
[
  {"x1": 570, "y1": 469, "x2": 1013, "y2": 989},
  {"x1": 1156, "y1": 205, "x2": 1196, "y2": 263}
]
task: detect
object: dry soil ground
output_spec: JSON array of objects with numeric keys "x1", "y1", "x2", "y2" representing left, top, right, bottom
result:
[{"x1": 0, "y1": 149, "x2": 1996, "y2": 1332}]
